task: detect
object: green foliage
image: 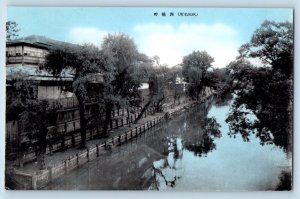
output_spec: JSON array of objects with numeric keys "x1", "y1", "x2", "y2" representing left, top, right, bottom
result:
[
  {"x1": 44, "y1": 43, "x2": 103, "y2": 147},
  {"x1": 226, "y1": 20, "x2": 293, "y2": 151},
  {"x1": 182, "y1": 51, "x2": 214, "y2": 99},
  {"x1": 6, "y1": 77, "x2": 62, "y2": 169},
  {"x1": 6, "y1": 21, "x2": 20, "y2": 41},
  {"x1": 226, "y1": 67, "x2": 292, "y2": 150},
  {"x1": 239, "y1": 20, "x2": 293, "y2": 77},
  {"x1": 101, "y1": 33, "x2": 144, "y2": 105}
]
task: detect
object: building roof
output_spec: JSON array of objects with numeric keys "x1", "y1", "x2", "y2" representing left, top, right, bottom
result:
[
  {"x1": 6, "y1": 35, "x2": 75, "y2": 50},
  {"x1": 6, "y1": 64, "x2": 74, "y2": 82}
]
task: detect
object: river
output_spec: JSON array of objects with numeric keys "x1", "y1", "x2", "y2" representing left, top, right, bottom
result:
[{"x1": 44, "y1": 98, "x2": 291, "y2": 191}]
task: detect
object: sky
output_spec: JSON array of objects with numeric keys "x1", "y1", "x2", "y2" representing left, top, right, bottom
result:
[{"x1": 7, "y1": 7, "x2": 293, "y2": 68}]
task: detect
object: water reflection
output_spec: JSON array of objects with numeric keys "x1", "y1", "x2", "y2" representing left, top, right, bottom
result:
[
  {"x1": 185, "y1": 117, "x2": 221, "y2": 157},
  {"x1": 150, "y1": 137, "x2": 183, "y2": 190},
  {"x1": 44, "y1": 97, "x2": 291, "y2": 191}
]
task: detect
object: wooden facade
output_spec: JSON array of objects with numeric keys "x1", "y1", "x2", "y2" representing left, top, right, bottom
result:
[{"x1": 6, "y1": 42, "x2": 49, "y2": 65}]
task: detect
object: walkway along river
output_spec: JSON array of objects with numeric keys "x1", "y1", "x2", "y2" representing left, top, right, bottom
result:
[{"x1": 43, "y1": 97, "x2": 291, "y2": 191}]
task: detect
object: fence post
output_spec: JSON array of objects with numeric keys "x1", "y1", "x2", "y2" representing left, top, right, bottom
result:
[
  {"x1": 32, "y1": 173, "x2": 37, "y2": 190},
  {"x1": 87, "y1": 148, "x2": 90, "y2": 162},
  {"x1": 48, "y1": 167, "x2": 53, "y2": 181},
  {"x1": 116, "y1": 119, "x2": 119, "y2": 129},
  {"x1": 104, "y1": 141, "x2": 107, "y2": 150},
  {"x1": 131, "y1": 129, "x2": 133, "y2": 138},
  {"x1": 119, "y1": 135, "x2": 121, "y2": 145},
  {"x1": 112, "y1": 137, "x2": 114, "y2": 145},
  {"x1": 65, "y1": 159, "x2": 69, "y2": 174},
  {"x1": 121, "y1": 118, "x2": 124, "y2": 126},
  {"x1": 96, "y1": 144, "x2": 99, "y2": 157},
  {"x1": 76, "y1": 153, "x2": 79, "y2": 167},
  {"x1": 135, "y1": 126, "x2": 138, "y2": 135}
]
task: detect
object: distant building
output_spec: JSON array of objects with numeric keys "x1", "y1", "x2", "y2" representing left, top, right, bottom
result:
[
  {"x1": 6, "y1": 41, "x2": 49, "y2": 66},
  {"x1": 6, "y1": 35, "x2": 71, "y2": 66},
  {"x1": 6, "y1": 35, "x2": 75, "y2": 101}
]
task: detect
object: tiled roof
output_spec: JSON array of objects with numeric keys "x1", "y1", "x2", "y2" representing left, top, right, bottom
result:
[{"x1": 6, "y1": 35, "x2": 75, "y2": 49}]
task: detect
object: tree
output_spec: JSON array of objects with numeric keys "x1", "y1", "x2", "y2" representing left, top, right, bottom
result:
[
  {"x1": 182, "y1": 51, "x2": 214, "y2": 100},
  {"x1": 6, "y1": 78, "x2": 60, "y2": 169},
  {"x1": 239, "y1": 20, "x2": 293, "y2": 77},
  {"x1": 207, "y1": 67, "x2": 232, "y2": 104},
  {"x1": 6, "y1": 21, "x2": 20, "y2": 41},
  {"x1": 44, "y1": 44, "x2": 102, "y2": 148},
  {"x1": 100, "y1": 33, "x2": 145, "y2": 135},
  {"x1": 226, "y1": 65, "x2": 292, "y2": 150},
  {"x1": 226, "y1": 20, "x2": 293, "y2": 152}
]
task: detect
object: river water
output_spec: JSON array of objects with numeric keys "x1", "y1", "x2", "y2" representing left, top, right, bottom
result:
[{"x1": 44, "y1": 98, "x2": 291, "y2": 191}]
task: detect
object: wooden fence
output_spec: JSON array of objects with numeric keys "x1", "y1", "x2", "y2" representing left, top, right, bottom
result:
[
  {"x1": 7, "y1": 106, "x2": 157, "y2": 164},
  {"x1": 10, "y1": 101, "x2": 196, "y2": 189}
]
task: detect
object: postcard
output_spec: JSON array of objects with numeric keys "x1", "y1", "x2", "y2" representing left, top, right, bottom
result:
[{"x1": 5, "y1": 7, "x2": 293, "y2": 191}]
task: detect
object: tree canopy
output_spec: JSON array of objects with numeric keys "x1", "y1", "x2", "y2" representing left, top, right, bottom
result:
[
  {"x1": 45, "y1": 43, "x2": 102, "y2": 148},
  {"x1": 6, "y1": 21, "x2": 20, "y2": 41},
  {"x1": 239, "y1": 20, "x2": 293, "y2": 77},
  {"x1": 226, "y1": 20, "x2": 293, "y2": 152},
  {"x1": 182, "y1": 51, "x2": 214, "y2": 99}
]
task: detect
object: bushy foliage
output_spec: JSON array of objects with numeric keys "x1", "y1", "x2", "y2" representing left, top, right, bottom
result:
[{"x1": 226, "y1": 20, "x2": 293, "y2": 152}]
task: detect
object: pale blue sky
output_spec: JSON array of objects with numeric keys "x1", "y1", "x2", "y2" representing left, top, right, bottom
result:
[{"x1": 7, "y1": 7, "x2": 293, "y2": 67}]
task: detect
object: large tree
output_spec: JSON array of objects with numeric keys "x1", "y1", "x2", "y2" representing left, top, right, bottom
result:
[
  {"x1": 182, "y1": 51, "x2": 214, "y2": 100},
  {"x1": 226, "y1": 20, "x2": 293, "y2": 152},
  {"x1": 239, "y1": 20, "x2": 293, "y2": 77},
  {"x1": 100, "y1": 33, "x2": 145, "y2": 135},
  {"x1": 44, "y1": 44, "x2": 102, "y2": 148}
]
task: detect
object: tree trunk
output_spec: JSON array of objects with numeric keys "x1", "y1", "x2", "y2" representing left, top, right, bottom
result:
[
  {"x1": 79, "y1": 101, "x2": 87, "y2": 149},
  {"x1": 103, "y1": 102, "x2": 113, "y2": 137},
  {"x1": 134, "y1": 96, "x2": 153, "y2": 124},
  {"x1": 126, "y1": 107, "x2": 130, "y2": 118},
  {"x1": 154, "y1": 96, "x2": 165, "y2": 112},
  {"x1": 37, "y1": 125, "x2": 48, "y2": 170}
]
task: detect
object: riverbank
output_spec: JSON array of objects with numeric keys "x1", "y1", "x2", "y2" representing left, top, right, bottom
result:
[{"x1": 6, "y1": 99, "x2": 197, "y2": 190}]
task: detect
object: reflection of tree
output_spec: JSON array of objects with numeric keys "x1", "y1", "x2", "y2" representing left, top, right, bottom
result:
[
  {"x1": 150, "y1": 98, "x2": 222, "y2": 190},
  {"x1": 185, "y1": 117, "x2": 221, "y2": 157},
  {"x1": 179, "y1": 97, "x2": 221, "y2": 157},
  {"x1": 150, "y1": 137, "x2": 183, "y2": 190},
  {"x1": 152, "y1": 166, "x2": 179, "y2": 190}
]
